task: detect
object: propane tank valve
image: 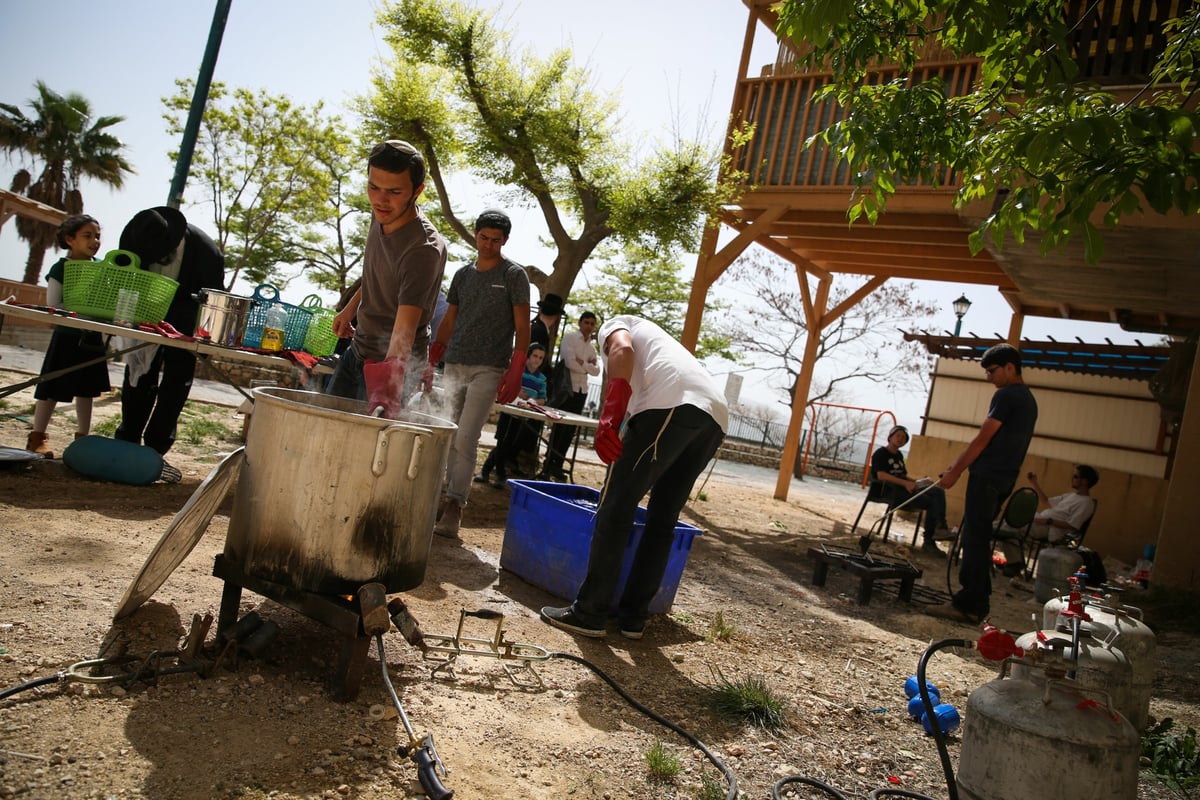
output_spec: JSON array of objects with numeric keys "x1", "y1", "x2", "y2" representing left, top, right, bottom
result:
[{"x1": 976, "y1": 623, "x2": 1023, "y2": 661}]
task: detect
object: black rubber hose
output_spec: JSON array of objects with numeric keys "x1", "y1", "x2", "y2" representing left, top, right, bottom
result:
[
  {"x1": 0, "y1": 673, "x2": 65, "y2": 701},
  {"x1": 916, "y1": 638, "x2": 973, "y2": 800},
  {"x1": 773, "y1": 775, "x2": 851, "y2": 799},
  {"x1": 550, "y1": 651, "x2": 738, "y2": 800}
]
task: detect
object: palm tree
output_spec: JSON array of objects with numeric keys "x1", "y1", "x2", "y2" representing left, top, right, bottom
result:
[{"x1": 0, "y1": 81, "x2": 134, "y2": 283}]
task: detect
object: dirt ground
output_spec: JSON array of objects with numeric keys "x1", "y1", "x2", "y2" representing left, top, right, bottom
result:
[{"x1": 2, "y1": 368, "x2": 1198, "y2": 800}]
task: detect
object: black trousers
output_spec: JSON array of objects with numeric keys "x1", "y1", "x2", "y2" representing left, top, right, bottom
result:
[
  {"x1": 115, "y1": 347, "x2": 196, "y2": 455},
  {"x1": 572, "y1": 405, "x2": 725, "y2": 626},
  {"x1": 542, "y1": 390, "x2": 587, "y2": 475}
]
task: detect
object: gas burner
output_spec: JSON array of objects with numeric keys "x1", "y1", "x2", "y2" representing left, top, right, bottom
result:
[{"x1": 213, "y1": 554, "x2": 374, "y2": 700}]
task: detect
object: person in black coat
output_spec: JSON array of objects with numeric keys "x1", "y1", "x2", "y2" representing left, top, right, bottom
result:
[{"x1": 113, "y1": 206, "x2": 225, "y2": 455}]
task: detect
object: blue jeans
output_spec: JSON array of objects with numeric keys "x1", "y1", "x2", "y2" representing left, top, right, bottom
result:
[
  {"x1": 570, "y1": 405, "x2": 725, "y2": 627},
  {"x1": 888, "y1": 485, "x2": 948, "y2": 543},
  {"x1": 952, "y1": 472, "x2": 1014, "y2": 617}
]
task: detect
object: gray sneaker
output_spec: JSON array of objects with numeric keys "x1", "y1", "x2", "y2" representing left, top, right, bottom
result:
[{"x1": 433, "y1": 499, "x2": 462, "y2": 539}]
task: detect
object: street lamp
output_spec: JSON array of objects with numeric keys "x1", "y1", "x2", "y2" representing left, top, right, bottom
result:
[{"x1": 952, "y1": 294, "x2": 972, "y2": 337}]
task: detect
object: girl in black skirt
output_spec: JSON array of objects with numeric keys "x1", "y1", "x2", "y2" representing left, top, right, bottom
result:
[{"x1": 26, "y1": 214, "x2": 110, "y2": 458}]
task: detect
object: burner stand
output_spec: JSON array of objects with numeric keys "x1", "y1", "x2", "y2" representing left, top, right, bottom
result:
[{"x1": 213, "y1": 554, "x2": 371, "y2": 700}]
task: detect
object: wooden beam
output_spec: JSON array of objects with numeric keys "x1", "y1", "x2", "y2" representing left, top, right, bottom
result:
[
  {"x1": 798, "y1": 262, "x2": 1013, "y2": 288},
  {"x1": 702, "y1": 206, "x2": 788, "y2": 284},
  {"x1": 0, "y1": 189, "x2": 68, "y2": 229},
  {"x1": 777, "y1": 274, "x2": 831, "y2": 500},
  {"x1": 683, "y1": 220, "x2": 726, "y2": 351},
  {"x1": 1007, "y1": 311, "x2": 1024, "y2": 344},
  {"x1": 737, "y1": 206, "x2": 970, "y2": 230},
  {"x1": 778, "y1": 230, "x2": 977, "y2": 249},
  {"x1": 823, "y1": 276, "x2": 887, "y2": 329},
  {"x1": 782, "y1": 251, "x2": 999, "y2": 273}
]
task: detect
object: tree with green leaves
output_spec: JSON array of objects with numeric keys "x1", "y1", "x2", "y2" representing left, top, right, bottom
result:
[
  {"x1": 163, "y1": 79, "x2": 353, "y2": 291},
  {"x1": 360, "y1": 0, "x2": 743, "y2": 305},
  {"x1": 0, "y1": 81, "x2": 133, "y2": 284},
  {"x1": 289, "y1": 140, "x2": 371, "y2": 297},
  {"x1": 775, "y1": 0, "x2": 1200, "y2": 262},
  {"x1": 567, "y1": 243, "x2": 736, "y2": 362},
  {"x1": 727, "y1": 250, "x2": 938, "y2": 409}
]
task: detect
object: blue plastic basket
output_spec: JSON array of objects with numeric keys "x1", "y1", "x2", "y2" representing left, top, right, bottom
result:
[
  {"x1": 499, "y1": 480, "x2": 702, "y2": 614},
  {"x1": 241, "y1": 283, "x2": 313, "y2": 351}
]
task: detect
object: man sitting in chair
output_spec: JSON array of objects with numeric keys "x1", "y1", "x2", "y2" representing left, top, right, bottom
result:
[
  {"x1": 998, "y1": 465, "x2": 1098, "y2": 570},
  {"x1": 871, "y1": 425, "x2": 953, "y2": 558}
]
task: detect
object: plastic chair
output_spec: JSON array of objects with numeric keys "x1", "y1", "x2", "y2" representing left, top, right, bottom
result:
[
  {"x1": 850, "y1": 480, "x2": 924, "y2": 545},
  {"x1": 1028, "y1": 499, "x2": 1098, "y2": 577},
  {"x1": 989, "y1": 487, "x2": 1042, "y2": 575}
]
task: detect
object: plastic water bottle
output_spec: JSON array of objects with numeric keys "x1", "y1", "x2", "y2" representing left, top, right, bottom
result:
[{"x1": 262, "y1": 303, "x2": 287, "y2": 351}]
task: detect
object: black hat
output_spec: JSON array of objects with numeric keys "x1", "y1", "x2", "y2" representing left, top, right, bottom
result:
[
  {"x1": 120, "y1": 206, "x2": 187, "y2": 266},
  {"x1": 537, "y1": 293, "x2": 564, "y2": 317}
]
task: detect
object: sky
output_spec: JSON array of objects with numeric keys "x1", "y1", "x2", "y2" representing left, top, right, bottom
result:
[{"x1": 0, "y1": 0, "x2": 1148, "y2": 426}]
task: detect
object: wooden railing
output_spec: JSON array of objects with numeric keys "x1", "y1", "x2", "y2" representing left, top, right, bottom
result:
[
  {"x1": 770, "y1": 0, "x2": 1191, "y2": 85},
  {"x1": 736, "y1": 0, "x2": 1192, "y2": 192},
  {"x1": 729, "y1": 60, "x2": 979, "y2": 190}
]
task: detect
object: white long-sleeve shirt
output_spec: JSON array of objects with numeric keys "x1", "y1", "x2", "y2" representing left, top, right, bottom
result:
[{"x1": 558, "y1": 328, "x2": 600, "y2": 392}]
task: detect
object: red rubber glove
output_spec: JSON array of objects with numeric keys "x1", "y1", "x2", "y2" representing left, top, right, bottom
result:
[
  {"x1": 594, "y1": 377, "x2": 632, "y2": 464},
  {"x1": 495, "y1": 350, "x2": 526, "y2": 405},
  {"x1": 363, "y1": 357, "x2": 407, "y2": 418},
  {"x1": 422, "y1": 341, "x2": 447, "y2": 393}
]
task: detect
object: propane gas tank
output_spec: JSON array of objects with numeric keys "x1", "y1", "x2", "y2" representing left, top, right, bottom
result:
[
  {"x1": 1035, "y1": 546, "x2": 1084, "y2": 602},
  {"x1": 1015, "y1": 628, "x2": 1136, "y2": 728},
  {"x1": 1042, "y1": 597, "x2": 1155, "y2": 731},
  {"x1": 958, "y1": 667, "x2": 1139, "y2": 800}
]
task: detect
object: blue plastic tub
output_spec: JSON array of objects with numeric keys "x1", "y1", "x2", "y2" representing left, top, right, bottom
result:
[{"x1": 500, "y1": 480, "x2": 702, "y2": 614}]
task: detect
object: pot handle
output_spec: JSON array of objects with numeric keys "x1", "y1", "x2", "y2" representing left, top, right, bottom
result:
[{"x1": 372, "y1": 422, "x2": 430, "y2": 479}]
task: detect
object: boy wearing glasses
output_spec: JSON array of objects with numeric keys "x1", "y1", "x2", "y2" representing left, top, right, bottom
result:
[
  {"x1": 928, "y1": 343, "x2": 1038, "y2": 624},
  {"x1": 328, "y1": 140, "x2": 447, "y2": 416}
]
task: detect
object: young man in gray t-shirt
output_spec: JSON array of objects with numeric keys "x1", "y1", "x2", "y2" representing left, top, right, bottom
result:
[
  {"x1": 426, "y1": 209, "x2": 530, "y2": 538},
  {"x1": 326, "y1": 140, "x2": 447, "y2": 416}
]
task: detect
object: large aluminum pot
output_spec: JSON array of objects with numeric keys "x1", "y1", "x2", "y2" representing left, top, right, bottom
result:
[
  {"x1": 194, "y1": 288, "x2": 254, "y2": 347},
  {"x1": 223, "y1": 388, "x2": 456, "y2": 594}
]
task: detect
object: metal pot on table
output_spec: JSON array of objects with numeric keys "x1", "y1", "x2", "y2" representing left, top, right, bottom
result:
[{"x1": 194, "y1": 288, "x2": 254, "y2": 347}]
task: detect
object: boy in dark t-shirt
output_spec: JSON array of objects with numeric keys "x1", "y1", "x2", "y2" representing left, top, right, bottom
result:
[
  {"x1": 869, "y1": 425, "x2": 952, "y2": 556},
  {"x1": 929, "y1": 344, "x2": 1038, "y2": 624}
]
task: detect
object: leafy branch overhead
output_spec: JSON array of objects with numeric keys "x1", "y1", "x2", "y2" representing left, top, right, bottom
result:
[
  {"x1": 162, "y1": 79, "x2": 360, "y2": 292},
  {"x1": 360, "y1": 0, "x2": 744, "y2": 302},
  {"x1": 775, "y1": 0, "x2": 1200, "y2": 263}
]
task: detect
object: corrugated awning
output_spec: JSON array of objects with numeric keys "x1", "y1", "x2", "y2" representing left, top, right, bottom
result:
[{"x1": 904, "y1": 331, "x2": 1173, "y2": 381}]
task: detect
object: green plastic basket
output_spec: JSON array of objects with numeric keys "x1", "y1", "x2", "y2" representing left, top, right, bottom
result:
[
  {"x1": 300, "y1": 295, "x2": 339, "y2": 356},
  {"x1": 62, "y1": 250, "x2": 179, "y2": 324}
]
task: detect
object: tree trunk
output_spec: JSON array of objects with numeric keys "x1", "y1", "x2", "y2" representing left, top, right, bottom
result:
[{"x1": 22, "y1": 242, "x2": 49, "y2": 285}]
